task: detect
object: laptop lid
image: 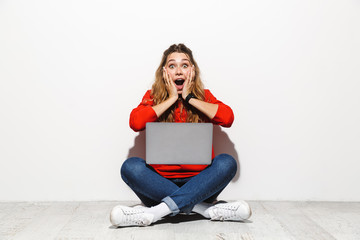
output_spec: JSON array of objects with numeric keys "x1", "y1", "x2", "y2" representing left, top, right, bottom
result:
[{"x1": 146, "y1": 122, "x2": 213, "y2": 165}]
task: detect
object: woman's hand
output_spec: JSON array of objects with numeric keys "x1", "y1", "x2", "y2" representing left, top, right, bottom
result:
[
  {"x1": 163, "y1": 67, "x2": 178, "y2": 99},
  {"x1": 151, "y1": 67, "x2": 178, "y2": 118},
  {"x1": 182, "y1": 65, "x2": 195, "y2": 99},
  {"x1": 180, "y1": 65, "x2": 219, "y2": 119}
]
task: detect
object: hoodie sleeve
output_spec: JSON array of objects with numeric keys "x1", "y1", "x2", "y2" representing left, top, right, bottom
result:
[{"x1": 205, "y1": 89, "x2": 234, "y2": 128}]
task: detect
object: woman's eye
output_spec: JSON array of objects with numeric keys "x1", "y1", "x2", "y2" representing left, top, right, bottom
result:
[
  {"x1": 183, "y1": 64, "x2": 188, "y2": 68},
  {"x1": 169, "y1": 65, "x2": 175, "y2": 69}
]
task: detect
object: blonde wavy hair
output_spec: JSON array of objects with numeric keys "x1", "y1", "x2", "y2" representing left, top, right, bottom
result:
[{"x1": 151, "y1": 44, "x2": 207, "y2": 123}]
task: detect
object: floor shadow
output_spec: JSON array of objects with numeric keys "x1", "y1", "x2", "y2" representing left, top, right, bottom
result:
[
  {"x1": 154, "y1": 213, "x2": 253, "y2": 225},
  {"x1": 213, "y1": 125, "x2": 240, "y2": 182},
  {"x1": 156, "y1": 213, "x2": 207, "y2": 224},
  {"x1": 108, "y1": 213, "x2": 253, "y2": 229},
  {"x1": 126, "y1": 125, "x2": 240, "y2": 182},
  {"x1": 127, "y1": 131, "x2": 146, "y2": 159}
]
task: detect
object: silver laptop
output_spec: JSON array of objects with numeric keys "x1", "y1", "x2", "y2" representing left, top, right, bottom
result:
[{"x1": 146, "y1": 122, "x2": 213, "y2": 165}]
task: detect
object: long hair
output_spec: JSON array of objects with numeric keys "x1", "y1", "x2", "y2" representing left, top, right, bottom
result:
[{"x1": 151, "y1": 44, "x2": 206, "y2": 123}]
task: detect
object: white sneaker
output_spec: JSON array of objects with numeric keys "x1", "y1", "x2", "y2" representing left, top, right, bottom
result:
[
  {"x1": 132, "y1": 204, "x2": 147, "y2": 209},
  {"x1": 208, "y1": 200, "x2": 252, "y2": 221},
  {"x1": 110, "y1": 205, "x2": 154, "y2": 227}
]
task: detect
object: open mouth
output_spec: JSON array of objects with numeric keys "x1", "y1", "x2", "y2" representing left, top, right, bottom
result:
[{"x1": 175, "y1": 79, "x2": 185, "y2": 85}]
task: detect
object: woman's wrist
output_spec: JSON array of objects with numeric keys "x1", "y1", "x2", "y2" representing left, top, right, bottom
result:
[
  {"x1": 169, "y1": 95, "x2": 178, "y2": 104},
  {"x1": 184, "y1": 93, "x2": 197, "y2": 104},
  {"x1": 152, "y1": 95, "x2": 178, "y2": 117}
]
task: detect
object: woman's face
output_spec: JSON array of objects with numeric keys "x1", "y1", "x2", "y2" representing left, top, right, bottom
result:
[{"x1": 165, "y1": 52, "x2": 192, "y2": 94}]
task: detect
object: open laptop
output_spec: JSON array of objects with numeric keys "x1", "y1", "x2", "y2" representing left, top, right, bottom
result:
[{"x1": 146, "y1": 122, "x2": 213, "y2": 165}]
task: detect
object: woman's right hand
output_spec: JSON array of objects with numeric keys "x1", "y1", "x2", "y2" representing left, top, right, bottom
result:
[
  {"x1": 163, "y1": 67, "x2": 178, "y2": 99},
  {"x1": 152, "y1": 68, "x2": 178, "y2": 117}
]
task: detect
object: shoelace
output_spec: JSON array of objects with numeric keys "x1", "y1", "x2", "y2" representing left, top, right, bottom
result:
[
  {"x1": 213, "y1": 204, "x2": 239, "y2": 220},
  {"x1": 122, "y1": 208, "x2": 148, "y2": 225}
]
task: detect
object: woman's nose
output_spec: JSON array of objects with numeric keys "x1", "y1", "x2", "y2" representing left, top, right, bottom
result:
[{"x1": 175, "y1": 66, "x2": 183, "y2": 75}]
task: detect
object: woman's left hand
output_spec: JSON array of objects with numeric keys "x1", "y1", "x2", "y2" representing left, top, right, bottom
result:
[{"x1": 182, "y1": 65, "x2": 195, "y2": 100}]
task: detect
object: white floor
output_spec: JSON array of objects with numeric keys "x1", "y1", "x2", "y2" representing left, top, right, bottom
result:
[{"x1": 1, "y1": 201, "x2": 359, "y2": 240}]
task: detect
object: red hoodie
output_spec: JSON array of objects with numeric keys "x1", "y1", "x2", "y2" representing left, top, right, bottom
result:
[{"x1": 129, "y1": 89, "x2": 234, "y2": 178}]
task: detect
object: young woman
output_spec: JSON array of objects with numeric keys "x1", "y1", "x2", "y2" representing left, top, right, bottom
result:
[{"x1": 110, "y1": 44, "x2": 251, "y2": 227}]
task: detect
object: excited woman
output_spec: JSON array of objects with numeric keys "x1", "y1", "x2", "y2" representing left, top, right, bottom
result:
[{"x1": 110, "y1": 43, "x2": 251, "y2": 227}]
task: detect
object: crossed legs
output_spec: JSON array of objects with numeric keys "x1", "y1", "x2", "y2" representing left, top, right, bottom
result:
[{"x1": 110, "y1": 154, "x2": 251, "y2": 226}]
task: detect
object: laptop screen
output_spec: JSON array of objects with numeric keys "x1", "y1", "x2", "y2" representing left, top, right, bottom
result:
[{"x1": 146, "y1": 122, "x2": 213, "y2": 165}]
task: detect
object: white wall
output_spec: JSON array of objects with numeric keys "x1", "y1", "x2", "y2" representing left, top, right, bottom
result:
[{"x1": 1, "y1": 0, "x2": 360, "y2": 201}]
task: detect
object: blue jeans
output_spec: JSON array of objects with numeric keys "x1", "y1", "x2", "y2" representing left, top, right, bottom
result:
[{"x1": 120, "y1": 153, "x2": 237, "y2": 215}]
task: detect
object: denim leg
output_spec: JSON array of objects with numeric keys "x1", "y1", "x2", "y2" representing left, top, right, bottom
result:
[
  {"x1": 203, "y1": 187, "x2": 226, "y2": 203},
  {"x1": 167, "y1": 153, "x2": 237, "y2": 214},
  {"x1": 121, "y1": 154, "x2": 237, "y2": 216},
  {"x1": 121, "y1": 157, "x2": 180, "y2": 212}
]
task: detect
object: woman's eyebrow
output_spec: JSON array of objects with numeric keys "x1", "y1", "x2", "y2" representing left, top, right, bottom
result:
[{"x1": 167, "y1": 59, "x2": 190, "y2": 63}]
